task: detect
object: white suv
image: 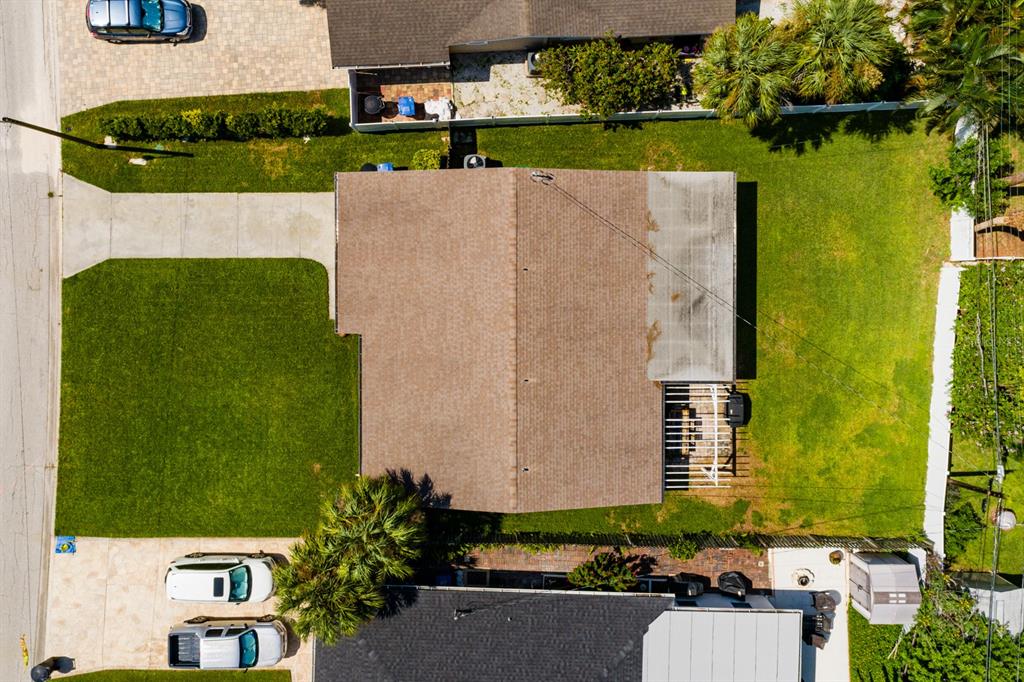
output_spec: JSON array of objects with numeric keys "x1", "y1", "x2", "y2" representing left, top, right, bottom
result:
[{"x1": 165, "y1": 553, "x2": 275, "y2": 603}]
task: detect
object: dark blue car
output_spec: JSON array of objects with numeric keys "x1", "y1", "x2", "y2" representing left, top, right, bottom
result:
[{"x1": 86, "y1": 0, "x2": 192, "y2": 43}]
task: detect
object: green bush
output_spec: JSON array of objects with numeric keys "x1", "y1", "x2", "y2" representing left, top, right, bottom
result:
[
  {"x1": 567, "y1": 549, "x2": 639, "y2": 591},
  {"x1": 928, "y1": 137, "x2": 1012, "y2": 218},
  {"x1": 667, "y1": 537, "x2": 700, "y2": 561},
  {"x1": 539, "y1": 35, "x2": 680, "y2": 118},
  {"x1": 410, "y1": 148, "x2": 444, "y2": 170},
  {"x1": 944, "y1": 503, "x2": 985, "y2": 563},
  {"x1": 99, "y1": 106, "x2": 328, "y2": 142}
]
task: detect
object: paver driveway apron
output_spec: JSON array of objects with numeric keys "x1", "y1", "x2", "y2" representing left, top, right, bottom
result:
[
  {"x1": 45, "y1": 537, "x2": 312, "y2": 682},
  {"x1": 59, "y1": 0, "x2": 343, "y2": 114}
]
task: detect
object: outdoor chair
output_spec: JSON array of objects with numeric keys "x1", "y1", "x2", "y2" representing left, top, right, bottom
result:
[{"x1": 810, "y1": 590, "x2": 838, "y2": 613}]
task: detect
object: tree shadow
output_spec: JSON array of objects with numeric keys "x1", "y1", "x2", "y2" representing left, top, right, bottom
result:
[
  {"x1": 380, "y1": 585, "x2": 420, "y2": 618},
  {"x1": 388, "y1": 469, "x2": 452, "y2": 508},
  {"x1": 735, "y1": 181, "x2": 758, "y2": 380},
  {"x1": 752, "y1": 109, "x2": 919, "y2": 154}
]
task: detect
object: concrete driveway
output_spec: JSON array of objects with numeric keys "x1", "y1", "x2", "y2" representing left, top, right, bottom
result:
[
  {"x1": 45, "y1": 537, "x2": 311, "y2": 681},
  {"x1": 62, "y1": 176, "x2": 337, "y2": 317},
  {"x1": 59, "y1": 0, "x2": 342, "y2": 115}
]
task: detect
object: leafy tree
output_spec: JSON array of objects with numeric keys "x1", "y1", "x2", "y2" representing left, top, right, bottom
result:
[
  {"x1": 944, "y1": 502, "x2": 986, "y2": 563},
  {"x1": 903, "y1": 0, "x2": 1024, "y2": 133},
  {"x1": 898, "y1": 567, "x2": 1017, "y2": 681},
  {"x1": 539, "y1": 35, "x2": 680, "y2": 117},
  {"x1": 786, "y1": 0, "x2": 900, "y2": 104},
  {"x1": 274, "y1": 475, "x2": 425, "y2": 643},
  {"x1": 694, "y1": 13, "x2": 794, "y2": 126},
  {"x1": 928, "y1": 137, "x2": 1012, "y2": 218},
  {"x1": 567, "y1": 549, "x2": 639, "y2": 591}
]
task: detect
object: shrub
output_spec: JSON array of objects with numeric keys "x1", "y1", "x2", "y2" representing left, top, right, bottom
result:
[
  {"x1": 99, "y1": 114, "x2": 144, "y2": 140},
  {"x1": 410, "y1": 148, "x2": 444, "y2": 170},
  {"x1": 667, "y1": 537, "x2": 699, "y2": 561},
  {"x1": 281, "y1": 107, "x2": 328, "y2": 137},
  {"x1": 567, "y1": 549, "x2": 639, "y2": 591},
  {"x1": 98, "y1": 106, "x2": 329, "y2": 142},
  {"x1": 539, "y1": 35, "x2": 680, "y2": 118},
  {"x1": 928, "y1": 137, "x2": 1012, "y2": 218},
  {"x1": 944, "y1": 503, "x2": 985, "y2": 563},
  {"x1": 180, "y1": 109, "x2": 224, "y2": 140},
  {"x1": 225, "y1": 112, "x2": 260, "y2": 140}
]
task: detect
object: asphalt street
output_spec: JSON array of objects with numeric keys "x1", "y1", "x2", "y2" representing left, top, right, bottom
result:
[{"x1": 0, "y1": 0, "x2": 61, "y2": 678}]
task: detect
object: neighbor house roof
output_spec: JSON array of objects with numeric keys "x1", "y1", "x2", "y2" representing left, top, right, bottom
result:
[
  {"x1": 336, "y1": 168, "x2": 735, "y2": 513},
  {"x1": 325, "y1": 0, "x2": 736, "y2": 67},
  {"x1": 643, "y1": 608, "x2": 803, "y2": 681},
  {"x1": 314, "y1": 587, "x2": 669, "y2": 682}
]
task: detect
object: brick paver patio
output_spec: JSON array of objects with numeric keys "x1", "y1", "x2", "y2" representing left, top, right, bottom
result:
[{"x1": 59, "y1": 0, "x2": 343, "y2": 115}]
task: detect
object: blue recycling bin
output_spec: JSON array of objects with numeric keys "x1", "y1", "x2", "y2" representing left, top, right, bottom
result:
[
  {"x1": 376, "y1": 162, "x2": 395, "y2": 172},
  {"x1": 397, "y1": 96, "x2": 416, "y2": 117}
]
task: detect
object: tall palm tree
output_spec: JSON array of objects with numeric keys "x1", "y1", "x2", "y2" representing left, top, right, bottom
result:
[
  {"x1": 694, "y1": 13, "x2": 794, "y2": 127},
  {"x1": 786, "y1": 0, "x2": 898, "y2": 104},
  {"x1": 274, "y1": 475, "x2": 425, "y2": 643},
  {"x1": 905, "y1": 0, "x2": 1024, "y2": 133}
]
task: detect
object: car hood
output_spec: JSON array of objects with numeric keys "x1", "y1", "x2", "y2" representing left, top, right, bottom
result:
[
  {"x1": 160, "y1": 0, "x2": 190, "y2": 34},
  {"x1": 249, "y1": 562, "x2": 275, "y2": 602},
  {"x1": 199, "y1": 638, "x2": 240, "y2": 669},
  {"x1": 254, "y1": 625, "x2": 284, "y2": 666},
  {"x1": 166, "y1": 571, "x2": 229, "y2": 602}
]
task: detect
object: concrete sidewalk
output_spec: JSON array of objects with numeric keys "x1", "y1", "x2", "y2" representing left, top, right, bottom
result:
[
  {"x1": 45, "y1": 537, "x2": 310, "y2": 681},
  {"x1": 62, "y1": 176, "x2": 337, "y2": 317}
]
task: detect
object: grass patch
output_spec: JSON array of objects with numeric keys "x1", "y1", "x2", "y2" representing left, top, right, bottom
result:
[
  {"x1": 56, "y1": 259, "x2": 358, "y2": 536},
  {"x1": 848, "y1": 605, "x2": 902, "y2": 682},
  {"x1": 61, "y1": 90, "x2": 444, "y2": 193},
  {"x1": 66, "y1": 673, "x2": 289, "y2": 682},
  {"x1": 482, "y1": 112, "x2": 946, "y2": 536}
]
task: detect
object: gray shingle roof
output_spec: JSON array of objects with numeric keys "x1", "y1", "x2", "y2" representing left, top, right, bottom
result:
[
  {"x1": 325, "y1": 0, "x2": 736, "y2": 67},
  {"x1": 314, "y1": 587, "x2": 674, "y2": 682}
]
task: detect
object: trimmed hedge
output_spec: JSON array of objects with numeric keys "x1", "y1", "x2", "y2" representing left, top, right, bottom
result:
[{"x1": 100, "y1": 106, "x2": 328, "y2": 142}]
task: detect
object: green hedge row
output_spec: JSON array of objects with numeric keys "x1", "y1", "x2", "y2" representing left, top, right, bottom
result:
[{"x1": 99, "y1": 106, "x2": 329, "y2": 142}]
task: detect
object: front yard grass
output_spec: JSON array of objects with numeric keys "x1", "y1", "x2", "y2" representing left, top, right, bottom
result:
[
  {"x1": 56, "y1": 259, "x2": 358, "y2": 536},
  {"x1": 61, "y1": 90, "x2": 445, "y2": 193},
  {"x1": 483, "y1": 112, "x2": 947, "y2": 537}
]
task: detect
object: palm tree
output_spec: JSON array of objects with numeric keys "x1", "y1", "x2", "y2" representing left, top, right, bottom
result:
[
  {"x1": 786, "y1": 0, "x2": 899, "y2": 104},
  {"x1": 904, "y1": 0, "x2": 1024, "y2": 133},
  {"x1": 693, "y1": 13, "x2": 794, "y2": 127},
  {"x1": 274, "y1": 475, "x2": 425, "y2": 643}
]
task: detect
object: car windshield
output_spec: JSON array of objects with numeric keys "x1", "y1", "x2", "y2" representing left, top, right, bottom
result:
[
  {"x1": 228, "y1": 566, "x2": 250, "y2": 602},
  {"x1": 140, "y1": 0, "x2": 162, "y2": 31},
  {"x1": 238, "y1": 630, "x2": 258, "y2": 668}
]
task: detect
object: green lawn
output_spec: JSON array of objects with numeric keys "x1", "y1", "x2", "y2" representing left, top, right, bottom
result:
[
  {"x1": 483, "y1": 112, "x2": 947, "y2": 537},
  {"x1": 848, "y1": 605, "x2": 902, "y2": 681},
  {"x1": 61, "y1": 90, "x2": 444, "y2": 193},
  {"x1": 56, "y1": 259, "x2": 358, "y2": 536},
  {"x1": 66, "y1": 672, "x2": 289, "y2": 682}
]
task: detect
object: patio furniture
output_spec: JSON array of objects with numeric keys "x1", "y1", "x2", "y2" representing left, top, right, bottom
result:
[
  {"x1": 803, "y1": 632, "x2": 827, "y2": 649},
  {"x1": 804, "y1": 612, "x2": 833, "y2": 635},
  {"x1": 424, "y1": 97, "x2": 455, "y2": 121},
  {"x1": 811, "y1": 591, "x2": 838, "y2": 613},
  {"x1": 363, "y1": 95, "x2": 385, "y2": 116},
  {"x1": 397, "y1": 96, "x2": 416, "y2": 117},
  {"x1": 670, "y1": 574, "x2": 705, "y2": 598},
  {"x1": 717, "y1": 571, "x2": 749, "y2": 599},
  {"x1": 726, "y1": 391, "x2": 748, "y2": 427}
]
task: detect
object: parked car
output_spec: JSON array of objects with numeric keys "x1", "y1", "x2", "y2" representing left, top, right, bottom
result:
[
  {"x1": 86, "y1": 0, "x2": 192, "y2": 43},
  {"x1": 165, "y1": 553, "x2": 276, "y2": 603},
  {"x1": 168, "y1": 617, "x2": 287, "y2": 669}
]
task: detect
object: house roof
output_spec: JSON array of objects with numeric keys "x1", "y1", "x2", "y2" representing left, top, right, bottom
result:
[
  {"x1": 336, "y1": 168, "x2": 736, "y2": 513},
  {"x1": 642, "y1": 609, "x2": 803, "y2": 681},
  {"x1": 314, "y1": 587, "x2": 674, "y2": 682},
  {"x1": 325, "y1": 0, "x2": 736, "y2": 67}
]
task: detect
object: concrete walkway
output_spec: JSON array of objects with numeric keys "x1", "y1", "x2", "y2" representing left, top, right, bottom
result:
[
  {"x1": 924, "y1": 264, "x2": 962, "y2": 557},
  {"x1": 45, "y1": 537, "x2": 310, "y2": 682},
  {"x1": 62, "y1": 176, "x2": 337, "y2": 317}
]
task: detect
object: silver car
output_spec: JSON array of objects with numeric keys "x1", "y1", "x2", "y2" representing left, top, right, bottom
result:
[
  {"x1": 168, "y1": 617, "x2": 287, "y2": 669},
  {"x1": 165, "y1": 553, "x2": 276, "y2": 603}
]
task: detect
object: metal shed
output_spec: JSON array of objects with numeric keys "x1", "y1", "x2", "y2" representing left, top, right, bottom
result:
[
  {"x1": 849, "y1": 553, "x2": 922, "y2": 625},
  {"x1": 955, "y1": 571, "x2": 1024, "y2": 635}
]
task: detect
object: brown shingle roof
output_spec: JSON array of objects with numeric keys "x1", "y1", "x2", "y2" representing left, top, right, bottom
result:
[
  {"x1": 326, "y1": 0, "x2": 736, "y2": 67},
  {"x1": 336, "y1": 168, "x2": 735, "y2": 513}
]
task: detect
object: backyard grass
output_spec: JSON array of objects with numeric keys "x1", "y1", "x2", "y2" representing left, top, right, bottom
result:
[
  {"x1": 482, "y1": 112, "x2": 947, "y2": 537},
  {"x1": 848, "y1": 605, "x2": 902, "y2": 681},
  {"x1": 66, "y1": 673, "x2": 289, "y2": 682},
  {"x1": 60, "y1": 90, "x2": 445, "y2": 192},
  {"x1": 56, "y1": 259, "x2": 358, "y2": 536}
]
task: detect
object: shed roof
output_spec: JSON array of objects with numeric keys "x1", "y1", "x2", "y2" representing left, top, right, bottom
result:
[
  {"x1": 849, "y1": 553, "x2": 922, "y2": 625},
  {"x1": 325, "y1": 0, "x2": 736, "y2": 67},
  {"x1": 642, "y1": 609, "x2": 803, "y2": 681},
  {"x1": 336, "y1": 168, "x2": 735, "y2": 513}
]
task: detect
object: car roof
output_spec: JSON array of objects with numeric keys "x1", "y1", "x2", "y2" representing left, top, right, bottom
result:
[
  {"x1": 88, "y1": 0, "x2": 144, "y2": 28},
  {"x1": 167, "y1": 570, "x2": 231, "y2": 601}
]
